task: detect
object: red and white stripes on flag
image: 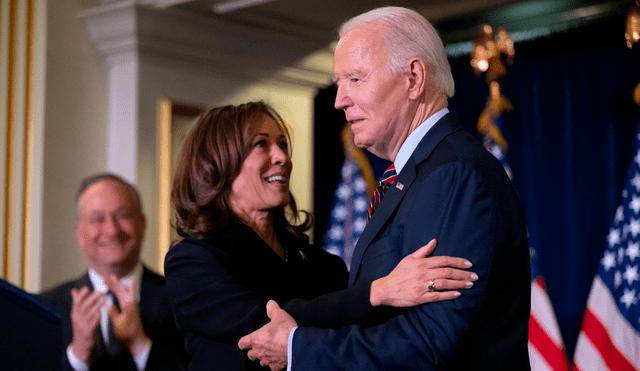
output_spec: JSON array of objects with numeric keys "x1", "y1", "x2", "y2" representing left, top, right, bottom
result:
[
  {"x1": 572, "y1": 277, "x2": 640, "y2": 371},
  {"x1": 529, "y1": 276, "x2": 570, "y2": 371},
  {"x1": 572, "y1": 126, "x2": 640, "y2": 371}
]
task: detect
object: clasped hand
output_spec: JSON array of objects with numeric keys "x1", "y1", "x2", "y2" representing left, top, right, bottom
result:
[{"x1": 238, "y1": 300, "x2": 295, "y2": 371}]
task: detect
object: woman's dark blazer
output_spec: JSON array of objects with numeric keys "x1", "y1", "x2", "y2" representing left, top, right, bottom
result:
[{"x1": 164, "y1": 220, "x2": 376, "y2": 370}]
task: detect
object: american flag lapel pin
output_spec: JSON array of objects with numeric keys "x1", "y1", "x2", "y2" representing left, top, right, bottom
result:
[{"x1": 396, "y1": 182, "x2": 404, "y2": 190}]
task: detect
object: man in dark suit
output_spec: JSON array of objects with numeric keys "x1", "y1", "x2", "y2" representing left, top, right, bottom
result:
[
  {"x1": 41, "y1": 173, "x2": 187, "y2": 371},
  {"x1": 239, "y1": 6, "x2": 531, "y2": 370}
]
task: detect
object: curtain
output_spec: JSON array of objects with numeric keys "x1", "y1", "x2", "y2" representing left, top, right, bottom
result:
[{"x1": 450, "y1": 14, "x2": 640, "y2": 358}]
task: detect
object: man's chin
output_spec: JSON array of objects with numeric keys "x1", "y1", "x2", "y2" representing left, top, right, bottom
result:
[
  {"x1": 353, "y1": 139, "x2": 371, "y2": 150},
  {"x1": 98, "y1": 246, "x2": 132, "y2": 261},
  {"x1": 99, "y1": 245, "x2": 126, "y2": 253}
]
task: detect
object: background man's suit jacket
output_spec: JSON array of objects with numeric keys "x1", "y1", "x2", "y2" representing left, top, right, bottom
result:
[
  {"x1": 292, "y1": 113, "x2": 532, "y2": 370},
  {"x1": 41, "y1": 266, "x2": 187, "y2": 371}
]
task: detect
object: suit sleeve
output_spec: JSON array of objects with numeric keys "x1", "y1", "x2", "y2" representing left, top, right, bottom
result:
[
  {"x1": 291, "y1": 161, "x2": 530, "y2": 370},
  {"x1": 164, "y1": 241, "x2": 376, "y2": 347},
  {"x1": 40, "y1": 285, "x2": 82, "y2": 371}
]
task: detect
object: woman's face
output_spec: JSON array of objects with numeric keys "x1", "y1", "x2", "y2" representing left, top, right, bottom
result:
[{"x1": 229, "y1": 116, "x2": 292, "y2": 220}]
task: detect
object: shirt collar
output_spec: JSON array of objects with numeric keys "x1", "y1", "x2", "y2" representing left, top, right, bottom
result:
[
  {"x1": 394, "y1": 108, "x2": 449, "y2": 174},
  {"x1": 88, "y1": 263, "x2": 143, "y2": 301}
]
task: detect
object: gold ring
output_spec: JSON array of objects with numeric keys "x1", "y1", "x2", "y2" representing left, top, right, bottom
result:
[{"x1": 428, "y1": 281, "x2": 435, "y2": 292}]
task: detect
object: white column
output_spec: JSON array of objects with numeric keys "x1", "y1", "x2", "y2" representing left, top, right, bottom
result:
[
  {"x1": 80, "y1": 1, "x2": 140, "y2": 183},
  {"x1": 107, "y1": 54, "x2": 138, "y2": 183}
]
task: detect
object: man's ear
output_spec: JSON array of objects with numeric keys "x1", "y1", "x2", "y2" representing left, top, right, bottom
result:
[
  {"x1": 407, "y1": 58, "x2": 428, "y2": 100},
  {"x1": 74, "y1": 220, "x2": 84, "y2": 250}
]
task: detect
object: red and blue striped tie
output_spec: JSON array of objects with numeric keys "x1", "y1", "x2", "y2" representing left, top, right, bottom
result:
[{"x1": 367, "y1": 164, "x2": 397, "y2": 223}]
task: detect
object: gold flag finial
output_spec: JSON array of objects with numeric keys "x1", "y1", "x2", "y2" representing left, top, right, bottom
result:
[
  {"x1": 626, "y1": 1, "x2": 640, "y2": 105},
  {"x1": 472, "y1": 25, "x2": 514, "y2": 153},
  {"x1": 626, "y1": 0, "x2": 640, "y2": 48}
]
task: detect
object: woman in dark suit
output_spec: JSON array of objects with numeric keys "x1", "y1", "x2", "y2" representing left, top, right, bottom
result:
[{"x1": 164, "y1": 101, "x2": 476, "y2": 370}]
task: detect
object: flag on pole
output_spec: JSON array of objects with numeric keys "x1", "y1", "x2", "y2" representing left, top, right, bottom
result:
[
  {"x1": 572, "y1": 124, "x2": 640, "y2": 371},
  {"x1": 529, "y1": 249, "x2": 570, "y2": 371},
  {"x1": 323, "y1": 125, "x2": 375, "y2": 270},
  {"x1": 322, "y1": 158, "x2": 369, "y2": 270}
]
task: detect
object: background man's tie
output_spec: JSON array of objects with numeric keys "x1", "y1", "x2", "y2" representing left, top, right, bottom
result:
[
  {"x1": 105, "y1": 290, "x2": 123, "y2": 356},
  {"x1": 367, "y1": 164, "x2": 397, "y2": 223}
]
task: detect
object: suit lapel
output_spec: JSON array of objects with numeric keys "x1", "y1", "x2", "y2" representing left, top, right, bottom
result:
[
  {"x1": 139, "y1": 265, "x2": 170, "y2": 340},
  {"x1": 77, "y1": 273, "x2": 93, "y2": 291},
  {"x1": 348, "y1": 113, "x2": 464, "y2": 286},
  {"x1": 348, "y1": 158, "x2": 416, "y2": 285},
  {"x1": 139, "y1": 266, "x2": 151, "y2": 310},
  {"x1": 139, "y1": 266, "x2": 162, "y2": 317}
]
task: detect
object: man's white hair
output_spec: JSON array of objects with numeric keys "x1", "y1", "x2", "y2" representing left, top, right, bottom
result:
[{"x1": 339, "y1": 6, "x2": 455, "y2": 98}]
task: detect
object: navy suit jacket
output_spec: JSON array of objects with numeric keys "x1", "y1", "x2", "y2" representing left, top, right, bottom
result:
[
  {"x1": 40, "y1": 266, "x2": 188, "y2": 371},
  {"x1": 292, "y1": 113, "x2": 531, "y2": 370}
]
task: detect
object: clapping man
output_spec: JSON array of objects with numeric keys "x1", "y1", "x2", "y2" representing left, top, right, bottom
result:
[{"x1": 41, "y1": 173, "x2": 187, "y2": 371}]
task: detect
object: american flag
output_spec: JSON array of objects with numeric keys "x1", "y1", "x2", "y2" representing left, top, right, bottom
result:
[
  {"x1": 323, "y1": 158, "x2": 369, "y2": 270},
  {"x1": 529, "y1": 249, "x2": 570, "y2": 371},
  {"x1": 481, "y1": 116, "x2": 568, "y2": 370},
  {"x1": 483, "y1": 130, "x2": 513, "y2": 180},
  {"x1": 572, "y1": 126, "x2": 640, "y2": 371}
]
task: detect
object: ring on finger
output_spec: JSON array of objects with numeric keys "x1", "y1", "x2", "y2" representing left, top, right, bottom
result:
[{"x1": 428, "y1": 280, "x2": 435, "y2": 292}]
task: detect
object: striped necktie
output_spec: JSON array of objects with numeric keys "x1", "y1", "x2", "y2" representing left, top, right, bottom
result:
[{"x1": 367, "y1": 164, "x2": 397, "y2": 223}]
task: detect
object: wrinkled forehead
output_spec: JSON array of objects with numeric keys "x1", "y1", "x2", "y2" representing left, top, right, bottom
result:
[
  {"x1": 337, "y1": 26, "x2": 385, "y2": 53},
  {"x1": 334, "y1": 29, "x2": 389, "y2": 81}
]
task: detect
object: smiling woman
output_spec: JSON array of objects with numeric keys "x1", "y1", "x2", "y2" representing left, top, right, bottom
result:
[
  {"x1": 164, "y1": 101, "x2": 351, "y2": 370},
  {"x1": 229, "y1": 116, "x2": 293, "y2": 242},
  {"x1": 170, "y1": 101, "x2": 310, "y2": 242}
]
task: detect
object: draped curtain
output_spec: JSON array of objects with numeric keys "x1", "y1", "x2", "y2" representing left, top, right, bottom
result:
[{"x1": 451, "y1": 14, "x2": 640, "y2": 358}]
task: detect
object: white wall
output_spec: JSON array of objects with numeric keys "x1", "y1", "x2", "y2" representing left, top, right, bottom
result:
[{"x1": 40, "y1": 0, "x2": 109, "y2": 291}]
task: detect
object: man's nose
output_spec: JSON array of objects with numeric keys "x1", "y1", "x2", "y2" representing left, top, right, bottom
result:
[
  {"x1": 103, "y1": 215, "x2": 121, "y2": 234},
  {"x1": 334, "y1": 85, "x2": 353, "y2": 110}
]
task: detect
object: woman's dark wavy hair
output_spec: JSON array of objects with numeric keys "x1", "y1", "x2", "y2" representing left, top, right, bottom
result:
[{"x1": 171, "y1": 101, "x2": 313, "y2": 242}]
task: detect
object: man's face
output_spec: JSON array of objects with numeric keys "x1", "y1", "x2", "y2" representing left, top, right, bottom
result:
[
  {"x1": 75, "y1": 179, "x2": 146, "y2": 277},
  {"x1": 333, "y1": 26, "x2": 413, "y2": 161}
]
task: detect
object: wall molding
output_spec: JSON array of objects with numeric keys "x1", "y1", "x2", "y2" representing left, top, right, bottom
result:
[{"x1": 79, "y1": 1, "x2": 334, "y2": 88}]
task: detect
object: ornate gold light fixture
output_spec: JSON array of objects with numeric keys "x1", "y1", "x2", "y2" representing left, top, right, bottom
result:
[
  {"x1": 472, "y1": 25, "x2": 514, "y2": 154},
  {"x1": 626, "y1": 1, "x2": 640, "y2": 105}
]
